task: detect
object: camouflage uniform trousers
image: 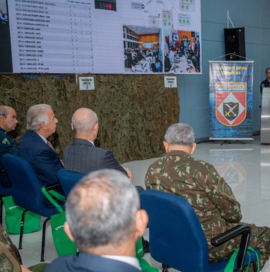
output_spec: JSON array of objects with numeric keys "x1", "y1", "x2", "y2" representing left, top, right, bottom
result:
[{"x1": 208, "y1": 223, "x2": 270, "y2": 270}]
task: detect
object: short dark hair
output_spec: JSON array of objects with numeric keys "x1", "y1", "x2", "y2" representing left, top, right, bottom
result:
[{"x1": 265, "y1": 68, "x2": 270, "y2": 73}]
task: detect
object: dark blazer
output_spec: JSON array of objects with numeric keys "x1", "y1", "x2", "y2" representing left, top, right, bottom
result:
[
  {"x1": 0, "y1": 128, "x2": 17, "y2": 188},
  {"x1": 18, "y1": 131, "x2": 63, "y2": 187},
  {"x1": 64, "y1": 138, "x2": 127, "y2": 176},
  {"x1": 45, "y1": 252, "x2": 141, "y2": 272}
]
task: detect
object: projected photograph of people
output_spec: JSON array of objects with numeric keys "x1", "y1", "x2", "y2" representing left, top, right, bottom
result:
[
  {"x1": 0, "y1": 0, "x2": 12, "y2": 73},
  {"x1": 164, "y1": 29, "x2": 201, "y2": 74},
  {"x1": 123, "y1": 25, "x2": 162, "y2": 73},
  {"x1": 0, "y1": 0, "x2": 8, "y2": 23}
]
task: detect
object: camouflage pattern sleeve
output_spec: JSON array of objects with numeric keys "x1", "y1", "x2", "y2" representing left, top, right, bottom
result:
[
  {"x1": 145, "y1": 165, "x2": 156, "y2": 190},
  {"x1": 202, "y1": 165, "x2": 242, "y2": 223},
  {"x1": 0, "y1": 224, "x2": 22, "y2": 272}
]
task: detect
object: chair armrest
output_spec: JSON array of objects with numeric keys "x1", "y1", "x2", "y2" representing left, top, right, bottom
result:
[
  {"x1": 45, "y1": 183, "x2": 62, "y2": 191},
  {"x1": 211, "y1": 225, "x2": 251, "y2": 246},
  {"x1": 211, "y1": 224, "x2": 251, "y2": 272}
]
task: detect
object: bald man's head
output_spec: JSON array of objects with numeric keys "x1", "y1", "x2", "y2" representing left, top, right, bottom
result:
[{"x1": 71, "y1": 108, "x2": 98, "y2": 139}]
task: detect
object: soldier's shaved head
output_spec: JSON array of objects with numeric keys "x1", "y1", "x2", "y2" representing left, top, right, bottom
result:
[{"x1": 164, "y1": 123, "x2": 195, "y2": 148}]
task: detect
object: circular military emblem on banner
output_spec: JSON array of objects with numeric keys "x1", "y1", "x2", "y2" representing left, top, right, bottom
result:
[{"x1": 215, "y1": 82, "x2": 247, "y2": 126}]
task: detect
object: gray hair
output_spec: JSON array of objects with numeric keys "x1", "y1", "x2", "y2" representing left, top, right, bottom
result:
[
  {"x1": 66, "y1": 169, "x2": 140, "y2": 249},
  {"x1": 26, "y1": 104, "x2": 52, "y2": 131},
  {"x1": 164, "y1": 123, "x2": 195, "y2": 147},
  {"x1": 0, "y1": 106, "x2": 9, "y2": 118},
  {"x1": 71, "y1": 108, "x2": 98, "y2": 136}
]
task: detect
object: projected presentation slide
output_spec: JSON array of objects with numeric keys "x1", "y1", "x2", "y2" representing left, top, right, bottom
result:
[{"x1": 1, "y1": 0, "x2": 201, "y2": 74}]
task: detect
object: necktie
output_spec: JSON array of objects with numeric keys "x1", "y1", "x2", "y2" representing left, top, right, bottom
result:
[
  {"x1": 47, "y1": 140, "x2": 55, "y2": 150},
  {"x1": 47, "y1": 140, "x2": 64, "y2": 166}
]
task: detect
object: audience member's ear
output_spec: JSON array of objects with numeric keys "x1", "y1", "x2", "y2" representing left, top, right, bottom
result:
[
  {"x1": 163, "y1": 141, "x2": 169, "y2": 152},
  {"x1": 191, "y1": 143, "x2": 197, "y2": 154},
  {"x1": 94, "y1": 122, "x2": 99, "y2": 132},
  {"x1": 39, "y1": 122, "x2": 45, "y2": 131},
  {"x1": 71, "y1": 123, "x2": 74, "y2": 131},
  {"x1": 64, "y1": 221, "x2": 75, "y2": 242},
  {"x1": 93, "y1": 123, "x2": 99, "y2": 139},
  {"x1": 135, "y1": 209, "x2": 148, "y2": 240}
]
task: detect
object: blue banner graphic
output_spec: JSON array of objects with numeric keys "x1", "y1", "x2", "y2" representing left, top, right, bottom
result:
[{"x1": 209, "y1": 61, "x2": 253, "y2": 139}]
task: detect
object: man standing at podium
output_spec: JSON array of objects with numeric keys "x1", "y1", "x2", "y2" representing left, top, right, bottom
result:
[{"x1": 260, "y1": 67, "x2": 270, "y2": 94}]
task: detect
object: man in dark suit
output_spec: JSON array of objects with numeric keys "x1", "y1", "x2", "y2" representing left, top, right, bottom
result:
[
  {"x1": 45, "y1": 169, "x2": 148, "y2": 272},
  {"x1": 0, "y1": 106, "x2": 18, "y2": 188},
  {"x1": 64, "y1": 108, "x2": 133, "y2": 180},
  {"x1": 18, "y1": 104, "x2": 63, "y2": 187}
]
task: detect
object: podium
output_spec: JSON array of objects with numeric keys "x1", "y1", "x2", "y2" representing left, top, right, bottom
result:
[{"x1": 261, "y1": 87, "x2": 270, "y2": 144}]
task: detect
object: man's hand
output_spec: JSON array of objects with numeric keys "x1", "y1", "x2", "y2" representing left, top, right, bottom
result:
[
  {"x1": 21, "y1": 265, "x2": 32, "y2": 272},
  {"x1": 123, "y1": 167, "x2": 134, "y2": 182}
]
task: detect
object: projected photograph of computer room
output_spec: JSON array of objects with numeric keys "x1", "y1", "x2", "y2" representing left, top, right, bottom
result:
[
  {"x1": 123, "y1": 25, "x2": 162, "y2": 73},
  {"x1": 163, "y1": 29, "x2": 201, "y2": 73}
]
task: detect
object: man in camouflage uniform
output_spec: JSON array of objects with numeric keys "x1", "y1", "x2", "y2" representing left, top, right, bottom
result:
[
  {"x1": 0, "y1": 224, "x2": 22, "y2": 272},
  {"x1": 145, "y1": 123, "x2": 270, "y2": 269},
  {"x1": 0, "y1": 224, "x2": 47, "y2": 272},
  {"x1": 0, "y1": 106, "x2": 18, "y2": 188}
]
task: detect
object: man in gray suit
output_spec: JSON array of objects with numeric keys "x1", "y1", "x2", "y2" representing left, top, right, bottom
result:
[{"x1": 64, "y1": 108, "x2": 133, "y2": 180}]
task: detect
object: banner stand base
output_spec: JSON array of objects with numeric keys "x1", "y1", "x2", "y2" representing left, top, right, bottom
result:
[
  {"x1": 220, "y1": 140, "x2": 245, "y2": 146},
  {"x1": 209, "y1": 138, "x2": 254, "y2": 146}
]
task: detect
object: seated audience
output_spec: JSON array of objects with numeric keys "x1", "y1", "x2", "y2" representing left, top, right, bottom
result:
[
  {"x1": 196, "y1": 35, "x2": 200, "y2": 72},
  {"x1": 164, "y1": 55, "x2": 171, "y2": 72},
  {"x1": 124, "y1": 46, "x2": 162, "y2": 73},
  {"x1": 64, "y1": 108, "x2": 133, "y2": 179},
  {"x1": 168, "y1": 46, "x2": 175, "y2": 66},
  {"x1": 18, "y1": 104, "x2": 63, "y2": 187},
  {"x1": 155, "y1": 59, "x2": 161, "y2": 72},
  {"x1": 45, "y1": 169, "x2": 148, "y2": 272},
  {"x1": 186, "y1": 44, "x2": 195, "y2": 60},
  {"x1": 151, "y1": 63, "x2": 158, "y2": 72},
  {"x1": 0, "y1": 224, "x2": 47, "y2": 272},
  {"x1": 145, "y1": 123, "x2": 270, "y2": 269},
  {"x1": 185, "y1": 39, "x2": 190, "y2": 52},
  {"x1": 191, "y1": 36, "x2": 197, "y2": 54},
  {"x1": 179, "y1": 37, "x2": 185, "y2": 53},
  {"x1": 0, "y1": 106, "x2": 18, "y2": 188},
  {"x1": 0, "y1": 10, "x2": 8, "y2": 22}
]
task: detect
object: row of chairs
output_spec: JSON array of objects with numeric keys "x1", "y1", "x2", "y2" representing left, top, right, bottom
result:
[
  {"x1": 0, "y1": 154, "x2": 259, "y2": 271},
  {"x1": 0, "y1": 154, "x2": 83, "y2": 261},
  {"x1": 140, "y1": 190, "x2": 259, "y2": 272}
]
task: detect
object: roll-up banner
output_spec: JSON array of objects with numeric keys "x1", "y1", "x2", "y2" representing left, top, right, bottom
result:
[{"x1": 209, "y1": 61, "x2": 254, "y2": 140}]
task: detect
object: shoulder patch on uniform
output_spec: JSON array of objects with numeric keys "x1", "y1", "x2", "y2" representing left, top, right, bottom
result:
[
  {"x1": 224, "y1": 183, "x2": 232, "y2": 196},
  {"x1": 2, "y1": 138, "x2": 10, "y2": 145},
  {"x1": 218, "y1": 178, "x2": 224, "y2": 193},
  {"x1": 0, "y1": 253, "x2": 14, "y2": 272}
]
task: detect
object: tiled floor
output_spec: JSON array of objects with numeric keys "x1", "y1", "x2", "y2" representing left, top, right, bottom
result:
[{"x1": 4, "y1": 138, "x2": 270, "y2": 271}]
